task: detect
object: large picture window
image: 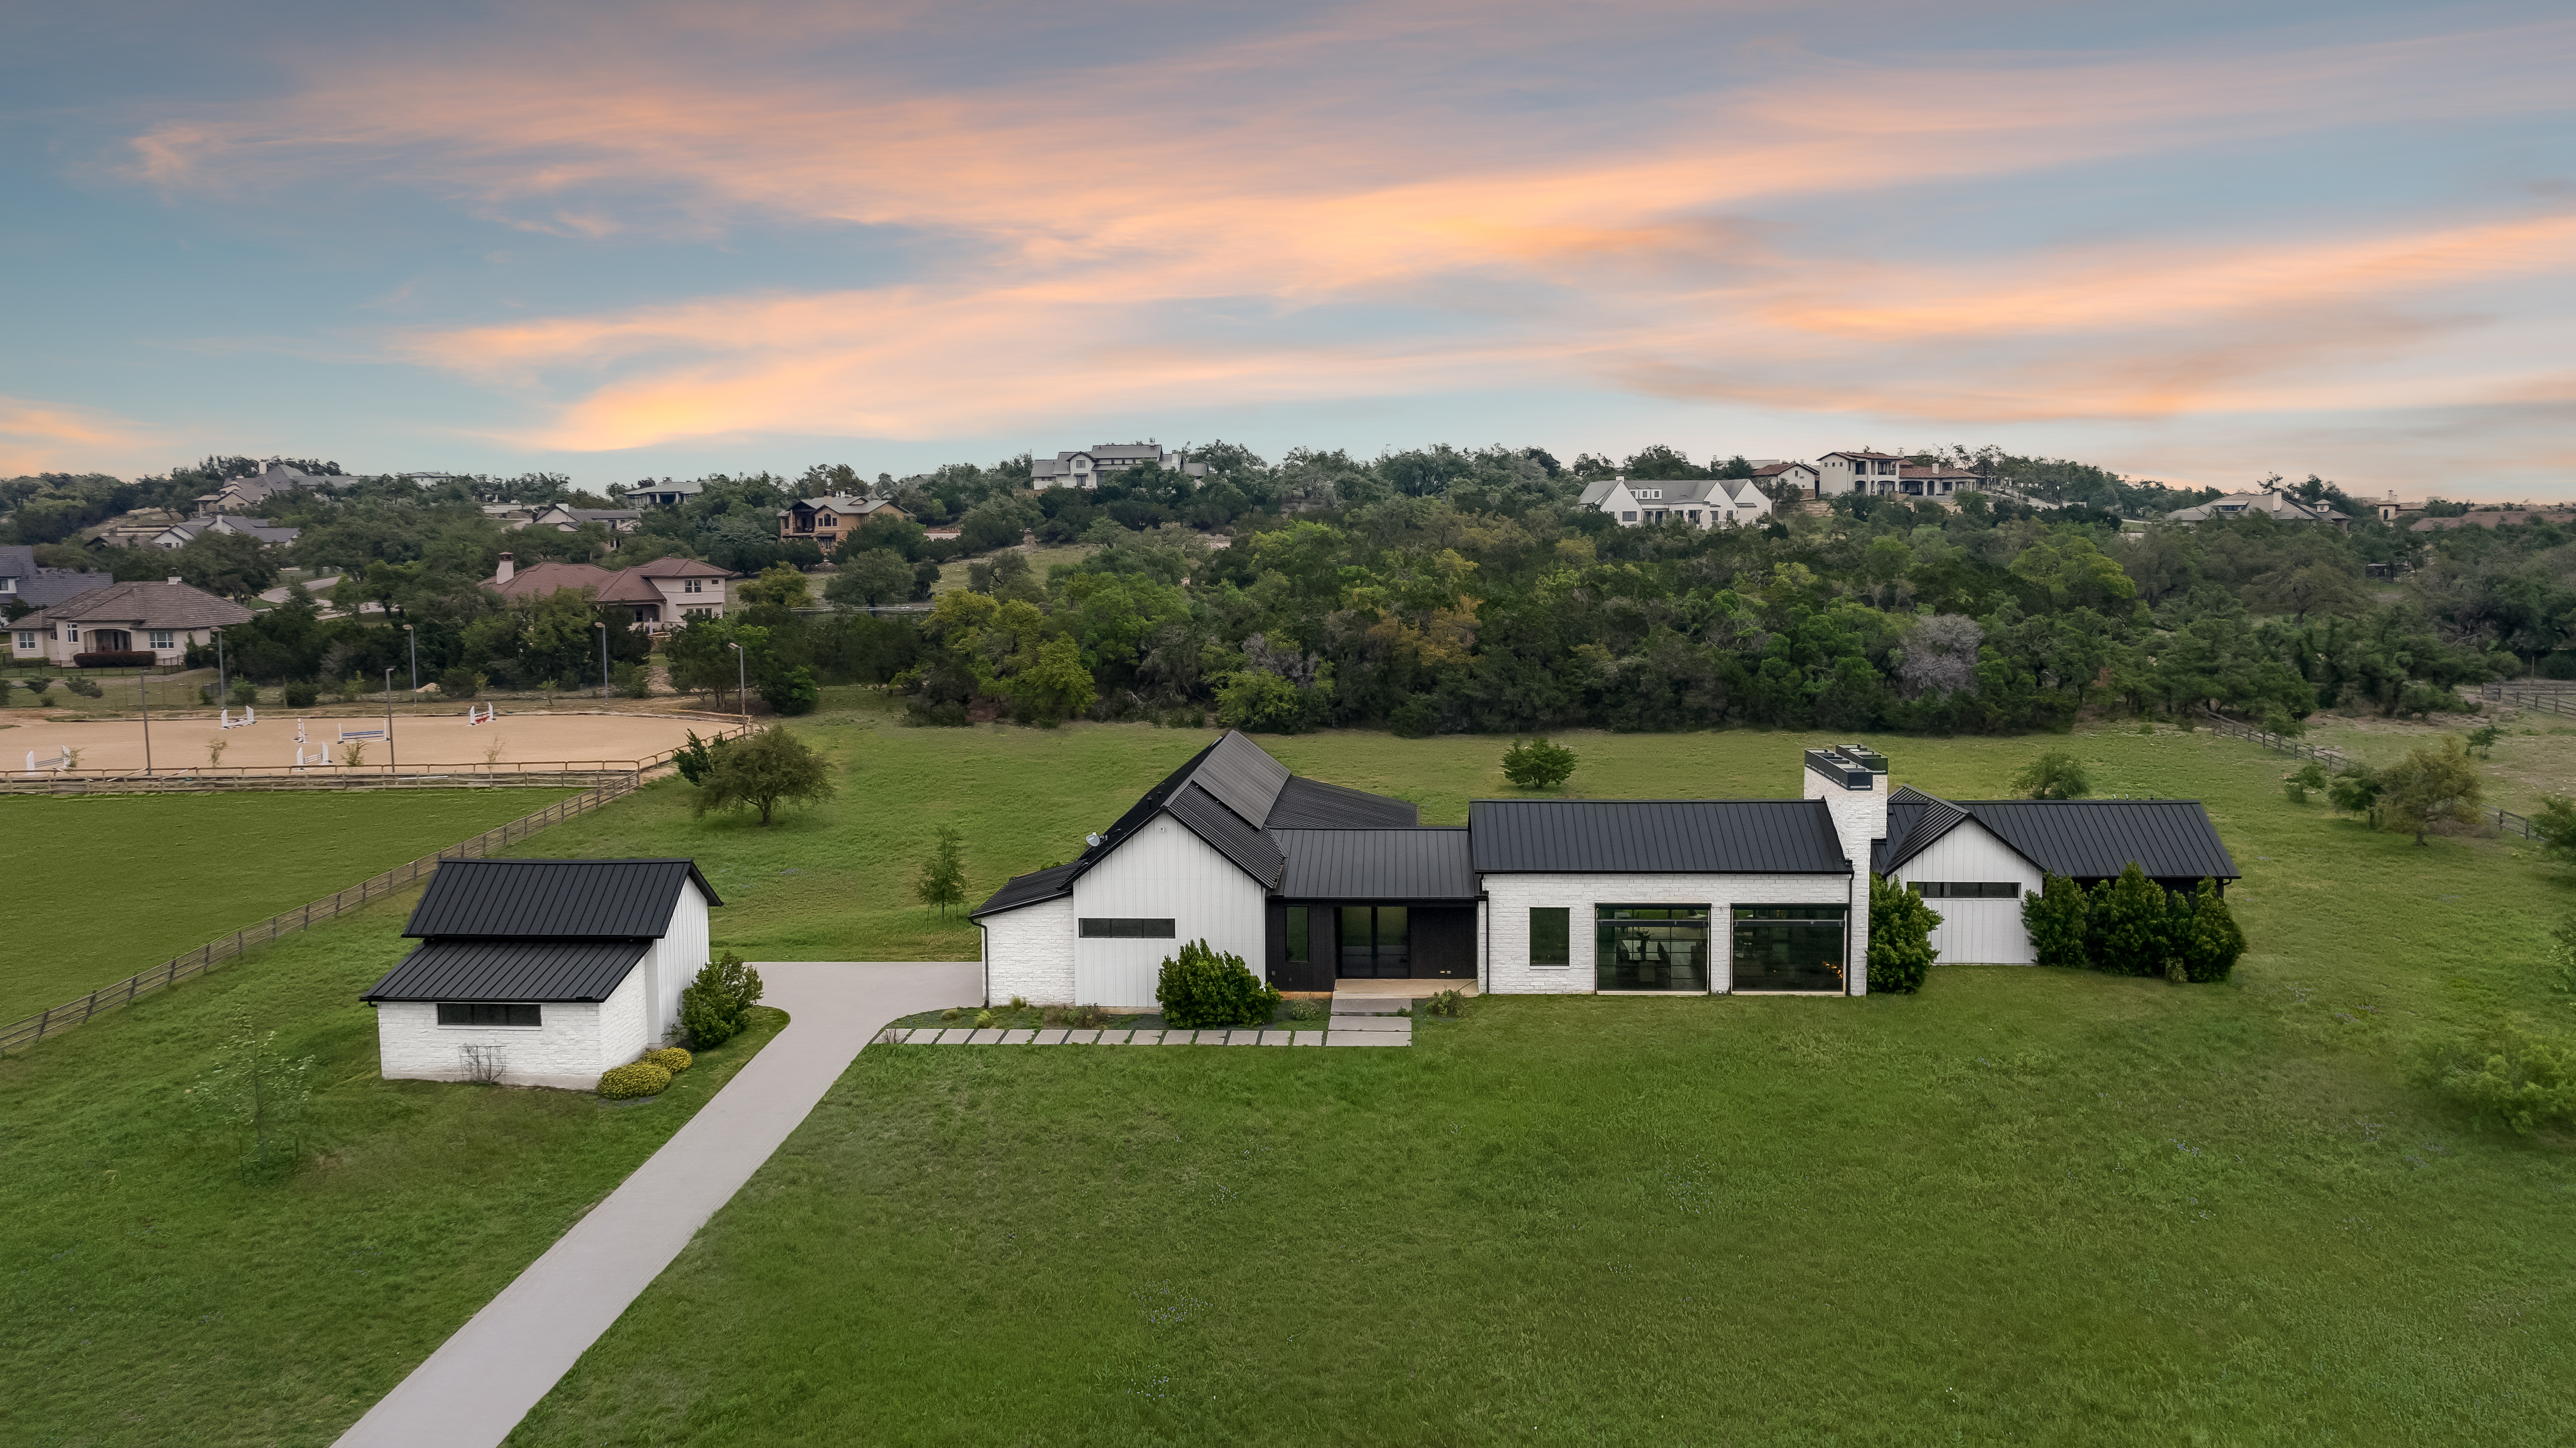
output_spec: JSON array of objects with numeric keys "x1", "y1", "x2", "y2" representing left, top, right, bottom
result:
[
  {"x1": 1338, "y1": 905, "x2": 1409, "y2": 978},
  {"x1": 1079, "y1": 918, "x2": 1176, "y2": 938},
  {"x1": 436, "y1": 1002, "x2": 541, "y2": 1027},
  {"x1": 1595, "y1": 905, "x2": 1710, "y2": 992},
  {"x1": 1530, "y1": 907, "x2": 1571, "y2": 967},
  {"x1": 1731, "y1": 905, "x2": 1848, "y2": 992}
]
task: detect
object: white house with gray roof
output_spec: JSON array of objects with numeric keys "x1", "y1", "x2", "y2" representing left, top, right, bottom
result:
[
  {"x1": 1029, "y1": 443, "x2": 1209, "y2": 489},
  {"x1": 362, "y1": 858, "x2": 719, "y2": 1089},
  {"x1": 8, "y1": 579, "x2": 253, "y2": 665},
  {"x1": 1578, "y1": 475, "x2": 1774, "y2": 529},
  {"x1": 969, "y1": 735, "x2": 2239, "y2": 1006}
]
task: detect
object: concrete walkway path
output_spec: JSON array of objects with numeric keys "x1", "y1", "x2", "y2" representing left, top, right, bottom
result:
[{"x1": 334, "y1": 959, "x2": 979, "y2": 1448}]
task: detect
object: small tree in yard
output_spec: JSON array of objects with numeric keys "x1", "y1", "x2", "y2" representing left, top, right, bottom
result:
[
  {"x1": 680, "y1": 950, "x2": 765, "y2": 1048},
  {"x1": 2010, "y1": 750, "x2": 2091, "y2": 800},
  {"x1": 2090, "y1": 863, "x2": 2171, "y2": 976},
  {"x1": 1501, "y1": 738, "x2": 1579, "y2": 790},
  {"x1": 2537, "y1": 797, "x2": 2576, "y2": 871},
  {"x1": 2326, "y1": 764, "x2": 2384, "y2": 828},
  {"x1": 2023, "y1": 872, "x2": 2091, "y2": 967},
  {"x1": 915, "y1": 824, "x2": 967, "y2": 916},
  {"x1": 694, "y1": 724, "x2": 835, "y2": 825},
  {"x1": 673, "y1": 729, "x2": 728, "y2": 784},
  {"x1": 2284, "y1": 761, "x2": 2326, "y2": 803},
  {"x1": 2379, "y1": 735, "x2": 2482, "y2": 845},
  {"x1": 185, "y1": 1010, "x2": 316, "y2": 1173},
  {"x1": 1866, "y1": 873, "x2": 1941, "y2": 993},
  {"x1": 1155, "y1": 940, "x2": 1280, "y2": 1028}
]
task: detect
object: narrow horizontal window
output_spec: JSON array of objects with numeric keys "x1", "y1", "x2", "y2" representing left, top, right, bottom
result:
[
  {"x1": 1080, "y1": 917, "x2": 1176, "y2": 939},
  {"x1": 436, "y1": 1002, "x2": 542, "y2": 1027},
  {"x1": 1907, "y1": 882, "x2": 2021, "y2": 899}
]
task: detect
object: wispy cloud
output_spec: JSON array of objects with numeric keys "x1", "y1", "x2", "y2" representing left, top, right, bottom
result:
[
  {"x1": 76, "y1": 2, "x2": 2576, "y2": 483},
  {"x1": 0, "y1": 397, "x2": 159, "y2": 476}
]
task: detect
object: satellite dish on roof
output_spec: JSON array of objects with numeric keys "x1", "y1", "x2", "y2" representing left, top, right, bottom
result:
[{"x1": 1084, "y1": 833, "x2": 1103, "y2": 847}]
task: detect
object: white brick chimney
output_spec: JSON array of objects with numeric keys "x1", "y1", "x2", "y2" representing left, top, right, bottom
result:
[
  {"x1": 1802, "y1": 745, "x2": 1888, "y2": 996},
  {"x1": 496, "y1": 551, "x2": 515, "y2": 583}
]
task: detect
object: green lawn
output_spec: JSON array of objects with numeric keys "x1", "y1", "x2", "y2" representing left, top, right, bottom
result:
[
  {"x1": 497, "y1": 711, "x2": 2576, "y2": 1444},
  {"x1": 11, "y1": 706, "x2": 2576, "y2": 1443},
  {"x1": 0, "y1": 788, "x2": 578, "y2": 1019},
  {"x1": 0, "y1": 883, "x2": 785, "y2": 1447}
]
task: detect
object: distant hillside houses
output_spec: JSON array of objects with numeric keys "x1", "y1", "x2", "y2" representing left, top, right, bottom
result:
[
  {"x1": 2165, "y1": 491, "x2": 2350, "y2": 530},
  {"x1": 151, "y1": 515, "x2": 301, "y2": 549},
  {"x1": 192, "y1": 460, "x2": 354, "y2": 515},
  {"x1": 1030, "y1": 443, "x2": 1208, "y2": 489},
  {"x1": 1579, "y1": 476, "x2": 1774, "y2": 529}
]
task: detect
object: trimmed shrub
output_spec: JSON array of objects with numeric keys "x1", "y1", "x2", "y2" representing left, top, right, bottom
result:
[
  {"x1": 645, "y1": 1046, "x2": 693, "y2": 1073},
  {"x1": 66, "y1": 676, "x2": 104, "y2": 698},
  {"x1": 72, "y1": 650, "x2": 154, "y2": 669},
  {"x1": 1155, "y1": 939, "x2": 1280, "y2": 1029},
  {"x1": 2023, "y1": 873, "x2": 2091, "y2": 967},
  {"x1": 597, "y1": 1061, "x2": 673, "y2": 1099},
  {"x1": 2177, "y1": 879, "x2": 2245, "y2": 982},
  {"x1": 1866, "y1": 872, "x2": 1941, "y2": 993},
  {"x1": 679, "y1": 951, "x2": 764, "y2": 1048},
  {"x1": 2090, "y1": 864, "x2": 2170, "y2": 976},
  {"x1": 1283, "y1": 998, "x2": 1325, "y2": 1021}
]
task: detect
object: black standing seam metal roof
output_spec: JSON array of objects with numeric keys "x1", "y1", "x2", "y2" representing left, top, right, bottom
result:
[
  {"x1": 1275, "y1": 828, "x2": 1477, "y2": 900},
  {"x1": 401, "y1": 858, "x2": 721, "y2": 939},
  {"x1": 1953, "y1": 799, "x2": 2240, "y2": 882},
  {"x1": 361, "y1": 939, "x2": 652, "y2": 1003},
  {"x1": 1191, "y1": 729, "x2": 1292, "y2": 828},
  {"x1": 1873, "y1": 796, "x2": 1980, "y2": 874},
  {"x1": 1265, "y1": 774, "x2": 1421, "y2": 829},
  {"x1": 1165, "y1": 782, "x2": 1287, "y2": 887},
  {"x1": 970, "y1": 860, "x2": 1085, "y2": 917},
  {"x1": 1468, "y1": 799, "x2": 1851, "y2": 874}
]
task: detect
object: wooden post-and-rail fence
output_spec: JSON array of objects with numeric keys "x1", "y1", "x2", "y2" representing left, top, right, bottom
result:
[
  {"x1": 2202, "y1": 706, "x2": 2545, "y2": 843},
  {"x1": 2, "y1": 776, "x2": 647, "y2": 1054}
]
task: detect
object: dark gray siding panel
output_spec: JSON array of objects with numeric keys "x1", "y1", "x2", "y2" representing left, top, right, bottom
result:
[
  {"x1": 1265, "y1": 775, "x2": 1420, "y2": 829},
  {"x1": 362, "y1": 939, "x2": 650, "y2": 1002},
  {"x1": 1411, "y1": 905, "x2": 1476, "y2": 979},
  {"x1": 402, "y1": 858, "x2": 717, "y2": 939},
  {"x1": 1274, "y1": 828, "x2": 1476, "y2": 900},
  {"x1": 1962, "y1": 800, "x2": 2239, "y2": 882},
  {"x1": 1468, "y1": 800, "x2": 1848, "y2": 873}
]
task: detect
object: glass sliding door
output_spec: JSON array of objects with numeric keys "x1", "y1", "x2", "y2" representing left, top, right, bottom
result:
[
  {"x1": 1336, "y1": 905, "x2": 1411, "y2": 978},
  {"x1": 1730, "y1": 905, "x2": 1849, "y2": 992},
  {"x1": 1594, "y1": 906, "x2": 1711, "y2": 992}
]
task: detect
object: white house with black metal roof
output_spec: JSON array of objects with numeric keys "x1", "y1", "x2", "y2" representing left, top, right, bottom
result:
[
  {"x1": 361, "y1": 858, "x2": 720, "y2": 1089},
  {"x1": 970, "y1": 735, "x2": 2238, "y2": 1004}
]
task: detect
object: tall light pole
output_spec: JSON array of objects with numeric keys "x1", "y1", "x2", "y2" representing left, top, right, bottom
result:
[
  {"x1": 732, "y1": 641, "x2": 747, "y2": 723},
  {"x1": 598, "y1": 621, "x2": 610, "y2": 700},
  {"x1": 215, "y1": 630, "x2": 227, "y2": 707},
  {"x1": 139, "y1": 664, "x2": 152, "y2": 775},
  {"x1": 383, "y1": 667, "x2": 397, "y2": 773}
]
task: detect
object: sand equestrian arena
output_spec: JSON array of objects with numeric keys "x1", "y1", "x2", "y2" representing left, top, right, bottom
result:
[{"x1": 4, "y1": 709, "x2": 723, "y2": 776}]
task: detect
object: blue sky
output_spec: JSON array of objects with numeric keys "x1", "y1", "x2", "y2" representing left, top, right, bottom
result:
[{"x1": 3, "y1": 1, "x2": 2571, "y2": 496}]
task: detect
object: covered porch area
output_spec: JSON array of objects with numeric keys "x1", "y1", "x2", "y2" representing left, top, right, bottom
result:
[{"x1": 1266, "y1": 826, "x2": 1480, "y2": 994}]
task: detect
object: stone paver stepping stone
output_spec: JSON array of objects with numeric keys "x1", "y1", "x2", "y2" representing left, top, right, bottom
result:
[
  {"x1": 1330, "y1": 1017, "x2": 1411, "y2": 1032},
  {"x1": 1225, "y1": 1030, "x2": 1261, "y2": 1045},
  {"x1": 1291, "y1": 1034, "x2": 1321, "y2": 1046},
  {"x1": 1094, "y1": 1030, "x2": 1134, "y2": 1044},
  {"x1": 1032, "y1": 1029, "x2": 1070, "y2": 1045},
  {"x1": 1326, "y1": 1034, "x2": 1407, "y2": 1046},
  {"x1": 1256, "y1": 1031, "x2": 1293, "y2": 1045},
  {"x1": 965, "y1": 1029, "x2": 1008, "y2": 1044}
]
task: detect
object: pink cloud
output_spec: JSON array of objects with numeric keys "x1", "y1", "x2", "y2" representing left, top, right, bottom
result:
[{"x1": 0, "y1": 398, "x2": 160, "y2": 476}]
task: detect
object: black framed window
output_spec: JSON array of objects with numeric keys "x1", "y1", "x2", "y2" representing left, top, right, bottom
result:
[
  {"x1": 1338, "y1": 905, "x2": 1410, "y2": 978},
  {"x1": 1595, "y1": 905, "x2": 1710, "y2": 992},
  {"x1": 1286, "y1": 906, "x2": 1310, "y2": 964},
  {"x1": 1909, "y1": 882, "x2": 2021, "y2": 899},
  {"x1": 1530, "y1": 907, "x2": 1571, "y2": 966},
  {"x1": 1731, "y1": 905, "x2": 1848, "y2": 993},
  {"x1": 1079, "y1": 917, "x2": 1176, "y2": 938},
  {"x1": 436, "y1": 1002, "x2": 541, "y2": 1027}
]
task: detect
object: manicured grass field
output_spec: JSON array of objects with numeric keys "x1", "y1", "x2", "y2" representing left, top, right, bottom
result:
[
  {"x1": 0, "y1": 788, "x2": 577, "y2": 1019},
  {"x1": 494, "y1": 709, "x2": 2576, "y2": 1444},
  {"x1": 0, "y1": 883, "x2": 785, "y2": 1447}
]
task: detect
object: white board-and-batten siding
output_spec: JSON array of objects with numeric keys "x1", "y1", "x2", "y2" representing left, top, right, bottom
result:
[
  {"x1": 642, "y1": 884, "x2": 712, "y2": 1039},
  {"x1": 1482, "y1": 872, "x2": 1859, "y2": 996},
  {"x1": 1071, "y1": 819, "x2": 1267, "y2": 1008},
  {"x1": 1888, "y1": 821, "x2": 2041, "y2": 965}
]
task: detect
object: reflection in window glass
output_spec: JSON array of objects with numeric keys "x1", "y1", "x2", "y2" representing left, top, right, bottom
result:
[
  {"x1": 1731, "y1": 905, "x2": 1848, "y2": 992},
  {"x1": 1530, "y1": 907, "x2": 1570, "y2": 966},
  {"x1": 1594, "y1": 905, "x2": 1710, "y2": 992}
]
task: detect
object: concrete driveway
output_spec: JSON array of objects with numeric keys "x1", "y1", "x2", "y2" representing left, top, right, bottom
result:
[{"x1": 334, "y1": 959, "x2": 979, "y2": 1448}]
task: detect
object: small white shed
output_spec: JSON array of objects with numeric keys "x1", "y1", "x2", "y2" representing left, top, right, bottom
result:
[{"x1": 361, "y1": 858, "x2": 721, "y2": 1089}]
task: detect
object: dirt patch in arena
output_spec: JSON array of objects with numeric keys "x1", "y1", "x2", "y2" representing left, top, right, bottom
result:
[{"x1": 1, "y1": 709, "x2": 734, "y2": 775}]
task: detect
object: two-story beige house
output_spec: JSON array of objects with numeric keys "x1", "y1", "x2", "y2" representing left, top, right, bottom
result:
[
  {"x1": 776, "y1": 494, "x2": 906, "y2": 550},
  {"x1": 484, "y1": 553, "x2": 736, "y2": 630}
]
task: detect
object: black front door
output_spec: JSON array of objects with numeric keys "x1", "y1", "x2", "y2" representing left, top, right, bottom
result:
[{"x1": 1337, "y1": 905, "x2": 1410, "y2": 978}]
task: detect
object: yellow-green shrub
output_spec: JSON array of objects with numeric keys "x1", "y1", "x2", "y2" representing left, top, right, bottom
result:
[
  {"x1": 597, "y1": 1061, "x2": 673, "y2": 1099},
  {"x1": 645, "y1": 1046, "x2": 693, "y2": 1074}
]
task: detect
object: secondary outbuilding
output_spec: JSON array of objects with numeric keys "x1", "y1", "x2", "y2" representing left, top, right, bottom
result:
[
  {"x1": 362, "y1": 858, "x2": 720, "y2": 1089},
  {"x1": 971, "y1": 734, "x2": 2237, "y2": 1003}
]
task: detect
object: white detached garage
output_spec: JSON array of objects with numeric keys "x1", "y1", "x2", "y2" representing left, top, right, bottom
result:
[{"x1": 362, "y1": 858, "x2": 721, "y2": 1089}]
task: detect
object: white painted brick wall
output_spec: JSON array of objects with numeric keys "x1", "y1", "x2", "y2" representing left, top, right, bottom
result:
[
  {"x1": 373, "y1": 968, "x2": 654, "y2": 1091},
  {"x1": 984, "y1": 896, "x2": 1076, "y2": 1005},
  {"x1": 1483, "y1": 872, "x2": 1856, "y2": 996}
]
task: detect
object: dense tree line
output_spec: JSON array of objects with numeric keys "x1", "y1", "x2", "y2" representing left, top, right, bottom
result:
[{"x1": 10, "y1": 442, "x2": 2568, "y2": 735}]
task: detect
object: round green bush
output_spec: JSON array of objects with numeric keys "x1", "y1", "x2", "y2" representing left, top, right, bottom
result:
[
  {"x1": 597, "y1": 1061, "x2": 673, "y2": 1099},
  {"x1": 645, "y1": 1046, "x2": 692, "y2": 1073}
]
